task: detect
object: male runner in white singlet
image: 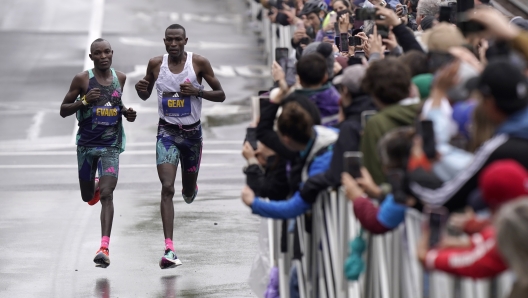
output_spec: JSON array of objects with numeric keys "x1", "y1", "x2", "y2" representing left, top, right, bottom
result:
[{"x1": 135, "y1": 24, "x2": 225, "y2": 269}]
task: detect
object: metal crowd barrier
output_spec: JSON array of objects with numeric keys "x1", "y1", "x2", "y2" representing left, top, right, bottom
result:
[
  {"x1": 265, "y1": 188, "x2": 515, "y2": 298},
  {"x1": 247, "y1": 0, "x2": 294, "y2": 68}
]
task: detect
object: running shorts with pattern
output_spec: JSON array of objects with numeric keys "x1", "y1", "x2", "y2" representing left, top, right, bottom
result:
[
  {"x1": 77, "y1": 146, "x2": 120, "y2": 181},
  {"x1": 156, "y1": 118, "x2": 202, "y2": 173}
]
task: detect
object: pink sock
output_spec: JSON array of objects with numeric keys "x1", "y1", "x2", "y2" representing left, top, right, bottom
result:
[
  {"x1": 101, "y1": 236, "x2": 110, "y2": 248},
  {"x1": 165, "y1": 238, "x2": 174, "y2": 251}
]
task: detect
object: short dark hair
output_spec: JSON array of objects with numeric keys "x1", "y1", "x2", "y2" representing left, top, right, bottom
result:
[
  {"x1": 278, "y1": 101, "x2": 314, "y2": 145},
  {"x1": 362, "y1": 57, "x2": 411, "y2": 105},
  {"x1": 296, "y1": 53, "x2": 327, "y2": 86},
  {"x1": 90, "y1": 38, "x2": 109, "y2": 53},
  {"x1": 398, "y1": 50, "x2": 428, "y2": 77},
  {"x1": 166, "y1": 24, "x2": 186, "y2": 37},
  {"x1": 334, "y1": 0, "x2": 351, "y2": 8},
  {"x1": 378, "y1": 126, "x2": 415, "y2": 169}
]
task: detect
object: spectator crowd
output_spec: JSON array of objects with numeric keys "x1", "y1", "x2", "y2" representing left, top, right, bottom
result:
[{"x1": 240, "y1": 0, "x2": 528, "y2": 297}]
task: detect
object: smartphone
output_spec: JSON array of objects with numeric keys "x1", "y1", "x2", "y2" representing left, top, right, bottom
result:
[
  {"x1": 328, "y1": 11, "x2": 338, "y2": 24},
  {"x1": 300, "y1": 37, "x2": 310, "y2": 45},
  {"x1": 387, "y1": 169, "x2": 407, "y2": 204},
  {"x1": 295, "y1": 20, "x2": 305, "y2": 31},
  {"x1": 337, "y1": 10, "x2": 355, "y2": 24},
  {"x1": 377, "y1": 25, "x2": 389, "y2": 39},
  {"x1": 361, "y1": 110, "x2": 377, "y2": 129},
  {"x1": 419, "y1": 120, "x2": 436, "y2": 159},
  {"x1": 275, "y1": 47, "x2": 289, "y2": 63},
  {"x1": 424, "y1": 206, "x2": 448, "y2": 247},
  {"x1": 354, "y1": 51, "x2": 366, "y2": 59},
  {"x1": 335, "y1": 36, "x2": 341, "y2": 50},
  {"x1": 275, "y1": 47, "x2": 289, "y2": 70},
  {"x1": 439, "y1": 6, "x2": 453, "y2": 23},
  {"x1": 340, "y1": 33, "x2": 349, "y2": 52},
  {"x1": 347, "y1": 57, "x2": 363, "y2": 66},
  {"x1": 354, "y1": 8, "x2": 377, "y2": 21},
  {"x1": 353, "y1": 36, "x2": 362, "y2": 46},
  {"x1": 325, "y1": 30, "x2": 335, "y2": 41},
  {"x1": 246, "y1": 127, "x2": 258, "y2": 150},
  {"x1": 343, "y1": 151, "x2": 363, "y2": 178},
  {"x1": 401, "y1": 5, "x2": 408, "y2": 16}
]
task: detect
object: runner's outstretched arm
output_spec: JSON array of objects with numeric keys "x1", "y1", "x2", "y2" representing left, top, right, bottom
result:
[
  {"x1": 60, "y1": 73, "x2": 100, "y2": 118},
  {"x1": 135, "y1": 58, "x2": 158, "y2": 101}
]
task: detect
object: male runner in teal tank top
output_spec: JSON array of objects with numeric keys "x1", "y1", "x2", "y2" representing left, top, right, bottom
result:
[
  {"x1": 135, "y1": 24, "x2": 225, "y2": 269},
  {"x1": 60, "y1": 38, "x2": 137, "y2": 268}
]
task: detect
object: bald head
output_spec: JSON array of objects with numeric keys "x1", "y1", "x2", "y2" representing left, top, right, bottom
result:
[{"x1": 90, "y1": 38, "x2": 111, "y2": 54}]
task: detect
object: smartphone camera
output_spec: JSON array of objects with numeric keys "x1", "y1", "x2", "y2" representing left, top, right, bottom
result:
[
  {"x1": 387, "y1": 169, "x2": 407, "y2": 204},
  {"x1": 343, "y1": 152, "x2": 363, "y2": 178},
  {"x1": 246, "y1": 127, "x2": 258, "y2": 150},
  {"x1": 354, "y1": 8, "x2": 378, "y2": 21},
  {"x1": 419, "y1": 120, "x2": 436, "y2": 160}
]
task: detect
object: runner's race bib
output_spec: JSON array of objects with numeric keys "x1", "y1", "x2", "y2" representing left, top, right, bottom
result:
[
  {"x1": 92, "y1": 106, "x2": 120, "y2": 126},
  {"x1": 162, "y1": 92, "x2": 191, "y2": 117}
]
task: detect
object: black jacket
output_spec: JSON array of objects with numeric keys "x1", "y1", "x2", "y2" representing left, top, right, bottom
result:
[
  {"x1": 244, "y1": 155, "x2": 290, "y2": 200},
  {"x1": 392, "y1": 23, "x2": 424, "y2": 54}
]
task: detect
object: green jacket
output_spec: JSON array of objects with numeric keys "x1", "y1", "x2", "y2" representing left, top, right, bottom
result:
[{"x1": 360, "y1": 101, "x2": 421, "y2": 185}]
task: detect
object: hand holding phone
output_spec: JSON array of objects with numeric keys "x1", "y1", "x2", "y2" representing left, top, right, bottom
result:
[
  {"x1": 340, "y1": 33, "x2": 349, "y2": 53},
  {"x1": 419, "y1": 120, "x2": 436, "y2": 159},
  {"x1": 361, "y1": 110, "x2": 377, "y2": 129},
  {"x1": 343, "y1": 152, "x2": 363, "y2": 178},
  {"x1": 386, "y1": 169, "x2": 407, "y2": 204},
  {"x1": 424, "y1": 206, "x2": 448, "y2": 247},
  {"x1": 246, "y1": 127, "x2": 258, "y2": 150}
]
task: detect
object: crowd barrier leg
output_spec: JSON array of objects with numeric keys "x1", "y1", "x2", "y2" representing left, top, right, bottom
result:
[{"x1": 497, "y1": 272, "x2": 514, "y2": 297}]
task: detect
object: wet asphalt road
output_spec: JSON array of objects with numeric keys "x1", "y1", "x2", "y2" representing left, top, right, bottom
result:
[{"x1": 0, "y1": 0, "x2": 267, "y2": 297}]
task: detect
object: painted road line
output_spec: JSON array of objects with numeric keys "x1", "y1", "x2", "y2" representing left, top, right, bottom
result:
[
  {"x1": 0, "y1": 140, "x2": 244, "y2": 151},
  {"x1": 0, "y1": 150, "x2": 240, "y2": 156},
  {"x1": 72, "y1": 0, "x2": 106, "y2": 145},
  {"x1": 27, "y1": 111, "x2": 46, "y2": 140},
  {"x1": 119, "y1": 37, "x2": 253, "y2": 50},
  {"x1": 0, "y1": 163, "x2": 236, "y2": 169},
  {"x1": 126, "y1": 64, "x2": 270, "y2": 79}
]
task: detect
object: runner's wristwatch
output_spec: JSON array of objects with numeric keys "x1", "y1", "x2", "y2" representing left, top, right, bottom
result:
[
  {"x1": 198, "y1": 86, "x2": 204, "y2": 98},
  {"x1": 81, "y1": 95, "x2": 89, "y2": 106}
]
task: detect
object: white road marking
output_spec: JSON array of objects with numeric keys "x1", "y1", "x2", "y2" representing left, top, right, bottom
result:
[
  {"x1": 125, "y1": 65, "x2": 147, "y2": 78},
  {"x1": 0, "y1": 149, "x2": 240, "y2": 156},
  {"x1": 211, "y1": 66, "x2": 237, "y2": 78},
  {"x1": 167, "y1": 12, "x2": 241, "y2": 24},
  {"x1": 0, "y1": 163, "x2": 236, "y2": 169},
  {"x1": 0, "y1": 140, "x2": 244, "y2": 151},
  {"x1": 127, "y1": 64, "x2": 269, "y2": 78},
  {"x1": 71, "y1": 0, "x2": 106, "y2": 145},
  {"x1": 119, "y1": 37, "x2": 253, "y2": 50},
  {"x1": 27, "y1": 111, "x2": 46, "y2": 140}
]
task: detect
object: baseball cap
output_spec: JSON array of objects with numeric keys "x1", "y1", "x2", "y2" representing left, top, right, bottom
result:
[
  {"x1": 420, "y1": 16, "x2": 436, "y2": 31},
  {"x1": 421, "y1": 22, "x2": 466, "y2": 52},
  {"x1": 479, "y1": 159, "x2": 528, "y2": 210},
  {"x1": 511, "y1": 16, "x2": 528, "y2": 31},
  {"x1": 412, "y1": 73, "x2": 434, "y2": 100},
  {"x1": 332, "y1": 65, "x2": 366, "y2": 94},
  {"x1": 472, "y1": 59, "x2": 528, "y2": 114}
]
